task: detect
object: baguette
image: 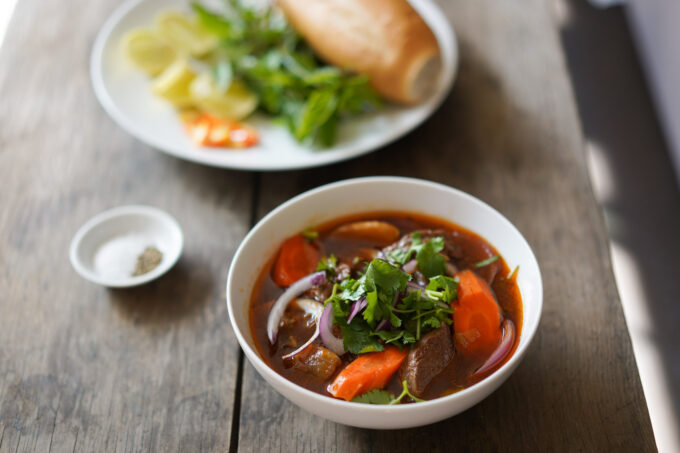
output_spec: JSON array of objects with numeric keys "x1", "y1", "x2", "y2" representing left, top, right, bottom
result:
[{"x1": 277, "y1": 0, "x2": 441, "y2": 104}]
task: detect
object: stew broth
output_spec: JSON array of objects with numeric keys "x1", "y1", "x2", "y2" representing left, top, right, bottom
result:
[{"x1": 249, "y1": 212, "x2": 523, "y2": 401}]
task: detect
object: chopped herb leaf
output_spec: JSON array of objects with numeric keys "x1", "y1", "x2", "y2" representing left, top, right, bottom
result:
[
  {"x1": 316, "y1": 254, "x2": 337, "y2": 274},
  {"x1": 426, "y1": 275, "x2": 458, "y2": 303},
  {"x1": 302, "y1": 228, "x2": 319, "y2": 241},
  {"x1": 416, "y1": 237, "x2": 446, "y2": 277},
  {"x1": 390, "y1": 380, "x2": 425, "y2": 404},
  {"x1": 475, "y1": 255, "x2": 500, "y2": 268},
  {"x1": 351, "y1": 388, "x2": 394, "y2": 405},
  {"x1": 507, "y1": 265, "x2": 519, "y2": 280},
  {"x1": 339, "y1": 318, "x2": 384, "y2": 354},
  {"x1": 352, "y1": 380, "x2": 425, "y2": 405}
]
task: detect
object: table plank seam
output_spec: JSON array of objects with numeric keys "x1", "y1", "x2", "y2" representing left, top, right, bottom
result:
[{"x1": 229, "y1": 171, "x2": 260, "y2": 453}]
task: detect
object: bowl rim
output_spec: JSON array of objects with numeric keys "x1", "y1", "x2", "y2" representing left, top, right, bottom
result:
[
  {"x1": 226, "y1": 176, "x2": 543, "y2": 413},
  {"x1": 69, "y1": 204, "x2": 184, "y2": 287}
]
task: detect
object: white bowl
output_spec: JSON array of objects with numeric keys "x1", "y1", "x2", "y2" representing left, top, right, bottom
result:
[
  {"x1": 226, "y1": 177, "x2": 542, "y2": 429},
  {"x1": 70, "y1": 205, "x2": 183, "y2": 287}
]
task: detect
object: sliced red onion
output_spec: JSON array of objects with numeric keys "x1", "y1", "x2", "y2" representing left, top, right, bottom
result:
[
  {"x1": 347, "y1": 298, "x2": 367, "y2": 324},
  {"x1": 292, "y1": 298, "x2": 324, "y2": 321},
  {"x1": 267, "y1": 271, "x2": 326, "y2": 344},
  {"x1": 402, "y1": 259, "x2": 417, "y2": 273},
  {"x1": 474, "y1": 319, "x2": 516, "y2": 375},
  {"x1": 445, "y1": 262, "x2": 459, "y2": 277},
  {"x1": 281, "y1": 323, "x2": 319, "y2": 360},
  {"x1": 319, "y1": 303, "x2": 345, "y2": 355}
]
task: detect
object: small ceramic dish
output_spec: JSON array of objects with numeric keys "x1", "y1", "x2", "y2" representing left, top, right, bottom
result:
[
  {"x1": 70, "y1": 205, "x2": 183, "y2": 287},
  {"x1": 226, "y1": 177, "x2": 543, "y2": 429}
]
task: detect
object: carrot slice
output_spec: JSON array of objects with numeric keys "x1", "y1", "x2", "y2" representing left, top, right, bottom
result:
[
  {"x1": 272, "y1": 235, "x2": 320, "y2": 287},
  {"x1": 327, "y1": 346, "x2": 407, "y2": 401},
  {"x1": 452, "y1": 270, "x2": 502, "y2": 357}
]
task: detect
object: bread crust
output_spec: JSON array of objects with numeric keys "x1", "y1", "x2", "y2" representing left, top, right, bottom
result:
[{"x1": 277, "y1": 0, "x2": 441, "y2": 104}]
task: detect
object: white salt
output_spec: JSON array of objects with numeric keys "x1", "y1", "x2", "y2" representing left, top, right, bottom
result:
[{"x1": 94, "y1": 234, "x2": 152, "y2": 280}]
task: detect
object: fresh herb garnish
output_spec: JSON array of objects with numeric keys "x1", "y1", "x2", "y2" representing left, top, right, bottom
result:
[
  {"x1": 301, "y1": 228, "x2": 319, "y2": 241},
  {"x1": 351, "y1": 388, "x2": 394, "y2": 405},
  {"x1": 338, "y1": 316, "x2": 384, "y2": 354},
  {"x1": 507, "y1": 265, "x2": 519, "y2": 280},
  {"x1": 475, "y1": 255, "x2": 500, "y2": 268},
  {"x1": 387, "y1": 232, "x2": 446, "y2": 277},
  {"x1": 390, "y1": 380, "x2": 425, "y2": 404},
  {"x1": 324, "y1": 256, "x2": 455, "y2": 350},
  {"x1": 416, "y1": 237, "x2": 446, "y2": 277},
  {"x1": 192, "y1": 0, "x2": 381, "y2": 145},
  {"x1": 316, "y1": 254, "x2": 337, "y2": 273},
  {"x1": 425, "y1": 275, "x2": 458, "y2": 303},
  {"x1": 351, "y1": 380, "x2": 425, "y2": 405}
]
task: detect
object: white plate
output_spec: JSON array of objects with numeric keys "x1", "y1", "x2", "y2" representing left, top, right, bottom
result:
[{"x1": 90, "y1": 0, "x2": 458, "y2": 171}]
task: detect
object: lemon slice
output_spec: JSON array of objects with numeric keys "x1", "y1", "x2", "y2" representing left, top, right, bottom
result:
[
  {"x1": 123, "y1": 29, "x2": 177, "y2": 76},
  {"x1": 189, "y1": 73, "x2": 258, "y2": 120},
  {"x1": 155, "y1": 12, "x2": 217, "y2": 57},
  {"x1": 151, "y1": 59, "x2": 197, "y2": 108}
]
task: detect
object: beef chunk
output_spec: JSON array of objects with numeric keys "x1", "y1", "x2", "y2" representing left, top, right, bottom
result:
[
  {"x1": 291, "y1": 345, "x2": 342, "y2": 380},
  {"x1": 399, "y1": 325, "x2": 455, "y2": 397},
  {"x1": 304, "y1": 281, "x2": 333, "y2": 302}
]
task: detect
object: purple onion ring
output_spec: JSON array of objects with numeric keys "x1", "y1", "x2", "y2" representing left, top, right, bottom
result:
[{"x1": 267, "y1": 271, "x2": 326, "y2": 344}]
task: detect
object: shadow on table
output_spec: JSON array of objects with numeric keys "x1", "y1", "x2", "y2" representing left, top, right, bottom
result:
[
  {"x1": 559, "y1": 0, "x2": 680, "y2": 432},
  {"x1": 108, "y1": 256, "x2": 214, "y2": 325}
]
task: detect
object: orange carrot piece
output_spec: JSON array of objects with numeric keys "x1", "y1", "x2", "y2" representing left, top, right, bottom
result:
[
  {"x1": 327, "y1": 346, "x2": 407, "y2": 401},
  {"x1": 183, "y1": 113, "x2": 258, "y2": 148},
  {"x1": 452, "y1": 270, "x2": 502, "y2": 357},
  {"x1": 272, "y1": 234, "x2": 320, "y2": 287}
]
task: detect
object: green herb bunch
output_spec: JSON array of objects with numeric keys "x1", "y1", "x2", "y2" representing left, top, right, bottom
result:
[
  {"x1": 320, "y1": 233, "x2": 458, "y2": 355},
  {"x1": 192, "y1": 0, "x2": 381, "y2": 145}
]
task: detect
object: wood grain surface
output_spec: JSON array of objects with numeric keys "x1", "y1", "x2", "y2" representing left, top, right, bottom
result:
[{"x1": 0, "y1": 0, "x2": 655, "y2": 451}]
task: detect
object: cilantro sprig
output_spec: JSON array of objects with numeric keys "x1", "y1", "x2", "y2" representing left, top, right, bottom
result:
[
  {"x1": 387, "y1": 232, "x2": 446, "y2": 277},
  {"x1": 321, "y1": 245, "x2": 457, "y2": 353},
  {"x1": 351, "y1": 380, "x2": 425, "y2": 405}
]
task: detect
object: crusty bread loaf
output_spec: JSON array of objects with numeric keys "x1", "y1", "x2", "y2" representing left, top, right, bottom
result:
[{"x1": 277, "y1": 0, "x2": 441, "y2": 104}]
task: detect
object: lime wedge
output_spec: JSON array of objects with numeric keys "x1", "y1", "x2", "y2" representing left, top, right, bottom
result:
[
  {"x1": 155, "y1": 12, "x2": 217, "y2": 57},
  {"x1": 123, "y1": 29, "x2": 177, "y2": 76},
  {"x1": 189, "y1": 73, "x2": 258, "y2": 120},
  {"x1": 151, "y1": 59, "x2": 197, "y2": 108}
]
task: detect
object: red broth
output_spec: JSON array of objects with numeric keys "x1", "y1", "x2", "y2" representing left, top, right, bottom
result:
[{"x1": 249, "y1": 212, "x2": 523, "y2": 401}]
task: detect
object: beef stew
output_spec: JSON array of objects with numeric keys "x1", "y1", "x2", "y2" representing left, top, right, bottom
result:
[{"x1": 249, "y1": 212, "x2": 523, "y2": 404}]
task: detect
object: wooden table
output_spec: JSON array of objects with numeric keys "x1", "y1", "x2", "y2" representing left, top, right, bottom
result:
[{"x1": 0, "y1": 0, "x2": 656, "y2": 451}]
